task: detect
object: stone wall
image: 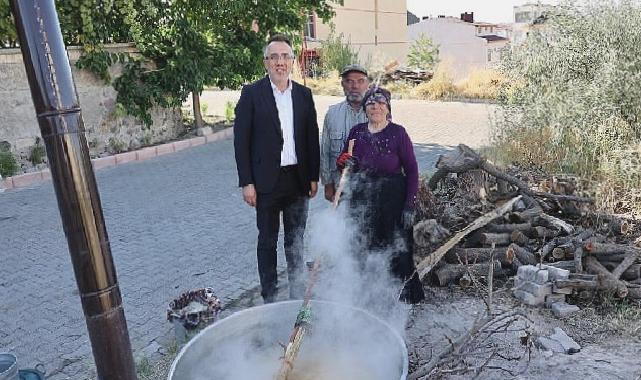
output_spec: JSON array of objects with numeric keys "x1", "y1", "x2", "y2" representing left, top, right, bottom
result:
[{"x1": 0, "y1": 43, "x2": 184, "y2": 164}]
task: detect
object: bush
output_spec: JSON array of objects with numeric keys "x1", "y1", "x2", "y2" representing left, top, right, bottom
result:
[
  {"x1": 407, "y1": 34, "x2": 439, "y2": 71},
  {"x1": 319, "y1": 28, "x2": 359, "y2": 76},
  {"x1": 412, "y1": 64, "x2": 455, "y2": 100},
  {"x1": 456, "y1": 69, "x2": 504, "y2": 100},
  {"x1": 28, "y1": 138, "x2": 47, "y2": 165},
  {"x1": 224, "y1": 101, "x2": 236, "y2": 123},
  {"x1": 0, "y1": 151, "x2": 18, "y2": 177},
  {"x1": 494, "y1": 0, "x2": 641, "y2": 214}
]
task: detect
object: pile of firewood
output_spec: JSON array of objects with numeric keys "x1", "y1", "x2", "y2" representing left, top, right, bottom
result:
[
  {"x1": 414, "y1": 144, "x2": 641, "y2": 300},
  {"x1": 383, "y1": 68, "x2": 433, "y2": 84}
]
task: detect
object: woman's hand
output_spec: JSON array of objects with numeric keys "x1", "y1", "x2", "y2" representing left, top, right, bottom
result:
[{"x1": 336, "y1": 152, "x2": 357, "y2": 170}]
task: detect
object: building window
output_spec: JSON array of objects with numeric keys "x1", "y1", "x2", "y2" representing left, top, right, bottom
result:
[
  {"x1": 515, "y1": 11, "x2": 532, "y2": 23},
  {"x1": 304, "y1": 13, "x2": 316, "y2": 39},
  {"x1": 487, "y1": 50, "x2": 492, "y2": 62}
]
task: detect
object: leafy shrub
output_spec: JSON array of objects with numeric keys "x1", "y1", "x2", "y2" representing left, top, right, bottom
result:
[
  {"x1": 407, "y1": 34, "x2": 439, "y2": 71},
  {"x1": 28, "y1": 138, "x2": 46, "y2": 165},
  {"x1": 224, "y1": 101, "x2": 236, "y2": 123},
  {"x1": 0, "y1": 151, "x2": 18, "y2": 177},
  {"x1": 412, "y1": 64, "x2": 456, "y2": 100},
  {"x1": 319, "y1": 28, "x2": 359, "y2": 76},
  {"x1": 494, "y1": 0, "x2": 641, "y2": 214}
]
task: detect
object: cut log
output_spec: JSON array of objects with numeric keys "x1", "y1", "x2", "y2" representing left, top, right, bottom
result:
[
  {"x1": 549, "y1": 260, "x2": 576, "y2": 272},
  {"x1": 537, "y1": 213, "x2": 575, "y2": 235},
  {"x1": 584, "y1": 242, "x2": 638, "y2": 255},
  {"x1": 585, "y1": 256, "x2": 628, "y2": 298},
  {"x1": 480, "y1": 232, "x2": 512, "y2": 246},
  {"x1": 435, "y1": 261, "x2": 502, "y2": 286},
  {"x1": 552, "y1": 242, "x2": 576, "y2": 260},
  {"x1": 530, "y1": 226, "x2": 561, "y2": 239},
  {"x1": 628, "y1": 287, "x2": 641, "y2": 300},
  {"x1": 444, "y1": 248, "x2": 512, "y2": 266},
  {"x1": 554, "y1": 279, "x2": 600, "y2": 290},
  {"x1": 427, "y1": 144, "x2": 593, "y2": 205},
  {"x1": 539, "y1": 236, "x2": 573, "y2": 260},
  {"x1": 507, "y1": 244, "x2": 537, "y2": 265},
  {"x1": 611, "y1": 250, "x2": 641, "y2": 280},
  {"x1": 510, "y1": 230, "x2": 531, "y2": 246},
  {"x1": 486, "y1": 222, "x2": 532, "y2": 233},
  {"x1": 574, "y1": 247, "x2": 583, "y2": 273},
  {"x1": 417, "y1": 196, "x2": 522, "y2": 280}
]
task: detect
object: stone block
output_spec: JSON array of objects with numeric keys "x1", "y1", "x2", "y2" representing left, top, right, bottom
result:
[
  {"x1": 545, "y1": 293, "x2": 566, "y2": 308},
  {"x1": 538, "y1": 264, "x2": 570, "y2": 281},
  {"x1": 196, "y1": 126, "x2": 213, "y2": 136},
  {"x1": 551, "y1": 302, "x2": 580, "y2": 318},
  {"x1": 537, "y1": 327, "x2": 581, "y2": 354},
  {"x1": 92, "y1": 156, "x2": 116, "y2": 170},
  {"x1": 136, "y1": 147, "x2": 157, "y2": 161},
  {"x1": 156, "y1": 143, "x2": 175, "y2": 156},
  {"x1": 515, "y1": 281, "x2": 552, "y2": 298},
  {"x1": 205, "y1": 133, "x2": 222, "y2": 144},
  {"x1": 11, "y1": 171, "x2": 43, "y2": 188},
  {"x1": 190, "y1": 136, "x2": 206, "y2": 147},
  {"x1": 41, "y1": 169, "x2": 51, "y2": 181},
  {"x1": 173, "y1": 140, "x2": 191, "y2": 152},
  {"x1": 552, "y1": 283, "x2": 573, "y2": 295},
  {"x1": 513, "y1": 289, "x2": 545, "y2": 306},
  {"x1": 517, "y1": 265, "x2": 548, "y2": 284},
  {"x1": 115, "y1": 151, "x2": 137, "y2": 165},
  {"x1": 0, "y1": 176, "x2": 13, "y2": 191}
]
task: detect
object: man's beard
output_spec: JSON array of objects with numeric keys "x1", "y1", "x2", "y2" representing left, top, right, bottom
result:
[{"x1": 346, "y1": 92, "x2": 364, "y2": 103}]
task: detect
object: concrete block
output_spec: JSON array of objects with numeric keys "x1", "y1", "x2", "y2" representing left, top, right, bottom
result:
[
  {"x1": 518, "y1": 265, "x2": 549, "y2": 284},
  {"x1": 11, "y1": 171, "x2": 43, "y2": 188},
  {"x1": 539, "y1": 264, "x2": 570, "y2": 281},
  {"x1": 552, "y1": 284, "x2": 573, "y2": 295},
  {"x1": 190, "y1": 136, "x2": 206, "y2": 147},
  {"x1": 156, "y1": 143, "x2": 175, "y2": 156},
  {"x1": 551, "y1": 302, "x2": 580, "y2": 318},
  {"x1": 136, "y1": 147, "x2": 157, "y2": 161},
  {"x1": 41, "y1": 169, "x2": 51, "y2": 181},
  {"x1": 173, "y1": 140, "x2": 191, "y2": 152},
  {"x1": 515, "y1": 281, "x2": 552, "y2": 298},
  {"x1": 92, "y1": 156, "x2": 116, "y2": 170},
  {"x1": 196, "y1": 126, "x2": 213, "y2": 136},
  {"x1": 115, "y1": 151, "x2": 137, "y2": 165},
  {"x1": 545, "y1": 293, "x2": 566, "y2": 308},
  {"x1": 513, "y1": 289, "x2": 545, "y2": 306},
  {"x1": 1, "y1": 176, "x2": 14, "y2": 190},
  {"x1": 537, "y1": 327, "x2": 581, "y2": 354},
  {"x1": 205, "y1": 133, "x2": 222, "y2": 143}
]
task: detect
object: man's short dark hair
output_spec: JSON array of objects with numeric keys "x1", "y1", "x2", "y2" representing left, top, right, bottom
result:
[{"x1": 267, "y1": 34, "x2": 292, "y2": 48}]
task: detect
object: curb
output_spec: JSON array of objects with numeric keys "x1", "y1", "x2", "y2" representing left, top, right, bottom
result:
[{"x1": 1, "y1": 127, "x2": 234, "y2": 191}]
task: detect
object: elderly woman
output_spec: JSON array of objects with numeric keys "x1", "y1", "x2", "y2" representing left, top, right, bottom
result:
[{"x1": 336, "y1": 87, "x2": 425, "y2": 304}]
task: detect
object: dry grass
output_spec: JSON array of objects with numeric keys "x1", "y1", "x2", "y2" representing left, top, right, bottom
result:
[
  {"x1": 411, "y1": 64, "x2": 456, "y2": 100},
  {"x1": 456, "y1": 69, "x2": 504, "y2": 100}
]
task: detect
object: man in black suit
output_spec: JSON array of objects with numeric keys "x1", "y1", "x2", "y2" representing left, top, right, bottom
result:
[{"x1": 234, "y1": 34, "x2": 319, "y2": 303}]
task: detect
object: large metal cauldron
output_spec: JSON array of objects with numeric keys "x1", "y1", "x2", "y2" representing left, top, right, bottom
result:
[{"x1": 169, "y1": 300, "x2": 408, "y2": 380}]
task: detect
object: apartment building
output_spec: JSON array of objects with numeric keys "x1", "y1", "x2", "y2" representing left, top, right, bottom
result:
[{"x1": 303, "y1": 0, "x2": 409, "y2": 69}]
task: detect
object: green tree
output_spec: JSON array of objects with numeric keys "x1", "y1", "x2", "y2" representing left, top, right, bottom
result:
[
  {"x1": 407, "y1": 33, "x2": 439, "y2": 71},
  {"x1": 319, "y1": 27, "x2": 359, "y2": 75}
]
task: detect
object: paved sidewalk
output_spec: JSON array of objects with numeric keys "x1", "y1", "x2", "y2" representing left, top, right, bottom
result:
[{"x1": 0, "y1": 95, "x2": 494, "y2": 378}]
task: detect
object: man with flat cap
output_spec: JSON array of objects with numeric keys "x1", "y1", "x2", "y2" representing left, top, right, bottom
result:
[{"x1": 320, "y1": 64, "x2": 370, "y2": 202}]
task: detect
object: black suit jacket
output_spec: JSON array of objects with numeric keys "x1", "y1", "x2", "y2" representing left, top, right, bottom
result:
[{"x1": 234, "y1": 76, "x2": 320, "y2": 194}]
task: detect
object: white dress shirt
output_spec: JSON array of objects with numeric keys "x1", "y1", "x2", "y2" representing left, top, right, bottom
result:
[{"x1": 270, "y1": 79, "x2": 297, "y2": 166}]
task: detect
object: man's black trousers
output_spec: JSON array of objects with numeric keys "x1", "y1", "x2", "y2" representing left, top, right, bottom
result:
[{"x1": 255, "y1": 165, "x2": 308, "y2": 302}]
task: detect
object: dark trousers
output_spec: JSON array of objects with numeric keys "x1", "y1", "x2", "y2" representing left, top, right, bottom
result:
[
  {"x1": 349, "y1": 173, "x2": 425, "y2": 304},
  {"x1": 256, "y1": 166, "x2": 309, "y2": 302}
]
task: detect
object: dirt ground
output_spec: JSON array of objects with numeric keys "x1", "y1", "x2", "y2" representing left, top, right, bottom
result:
[{"x1": 406, "y1": 283, "x2": 641, "y2": 380}]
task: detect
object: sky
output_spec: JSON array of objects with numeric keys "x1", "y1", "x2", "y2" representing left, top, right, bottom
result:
[{"x1": 406, "y1": 0, "x2": 559, "y2": 24}]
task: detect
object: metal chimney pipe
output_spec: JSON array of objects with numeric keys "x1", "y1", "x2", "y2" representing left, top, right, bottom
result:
[{"x1": 9, "y1": 1, "x2": 137, "y2": 379}]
